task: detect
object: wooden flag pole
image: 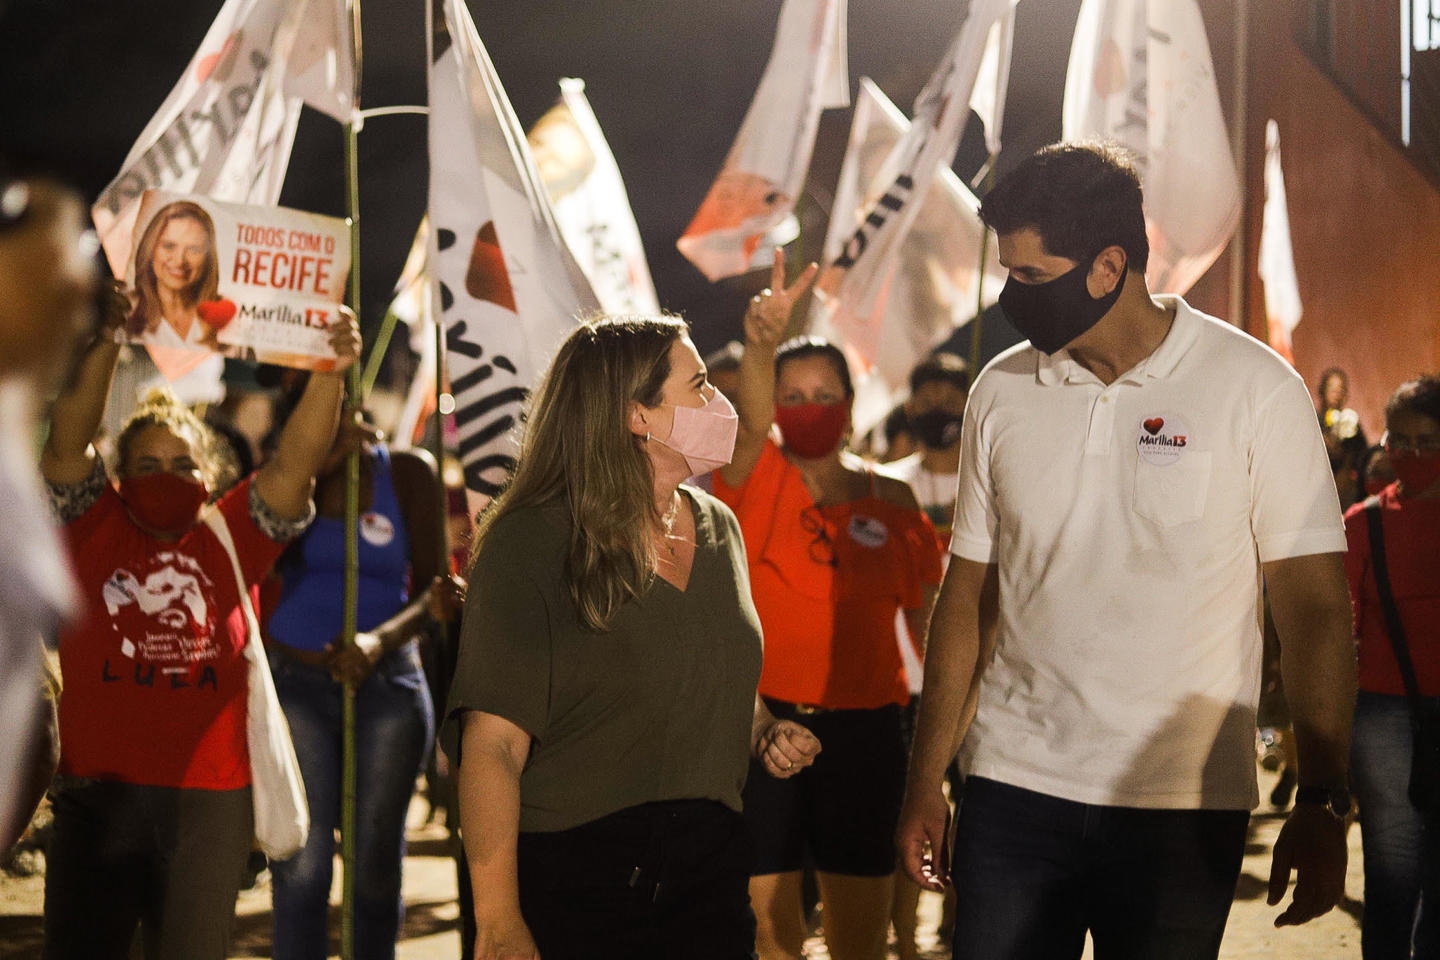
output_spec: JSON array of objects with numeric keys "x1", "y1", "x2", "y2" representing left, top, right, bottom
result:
[
  {"x1": 968, "y1": 154, "x2": 997, "y2": 375},
  {"x1": 340, "y1": 1, "x2": 365, "y2": 958}
]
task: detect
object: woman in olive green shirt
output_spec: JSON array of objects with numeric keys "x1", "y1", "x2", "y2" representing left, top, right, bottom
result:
[{"x1": 444, "y1": 315, "x2": 821, "y2": 960}]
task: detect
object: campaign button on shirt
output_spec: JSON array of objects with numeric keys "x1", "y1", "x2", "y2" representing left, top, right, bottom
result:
[
  {"x1": 848, "y1": 514, "x2": 890, "y2": 549},
  {"x1": 1135, "y1": 414, "x2": 1191, "y2": 465},
  {"x1": 360, "y1": 511, "x2": 395, "y2": 547}
]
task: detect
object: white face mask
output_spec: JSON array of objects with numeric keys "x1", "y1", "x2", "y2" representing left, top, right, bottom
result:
[{"x1": 651, "y1": 388, "x2": 739, "y2": 476}]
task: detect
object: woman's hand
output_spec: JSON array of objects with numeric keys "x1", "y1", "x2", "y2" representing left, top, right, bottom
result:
[
  {"x1": 754, "y1": 718, "x2": 821, "y2": 779},
  {"x1": 327, "y1": 631, "x2": 384, "y2": 688},
  {"x1": 328, "y1": 305, "x2": 362, "y2": 372},
  {"x1": 474, "y1": 913, "x2": 541, "y2": 960},
  {"x1": 743, "y1": 246, "x2": 817, "y2": 351},
  {"x1": 428, "y1": 573, "x2": 468, "y2": 622}
]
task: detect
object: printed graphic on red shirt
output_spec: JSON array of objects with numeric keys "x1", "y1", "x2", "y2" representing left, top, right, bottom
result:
[{"x1": 101, "y1": 550, "x2": 221, "y2": 671}]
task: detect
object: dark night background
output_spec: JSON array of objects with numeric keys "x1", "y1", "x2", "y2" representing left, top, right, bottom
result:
[{"x1": 0, "y1": 0, "x2": 1084, "y2": 360}]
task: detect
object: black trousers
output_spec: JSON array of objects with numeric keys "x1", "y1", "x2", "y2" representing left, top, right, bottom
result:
[
  {"x1": 951, "y1": 777, "x2": 1249, "y2": 960},
  {"x1": 517, "y1": 799, "x2": 758, "y2": 960},
  {"x1": 43, "y1": 779, "x2": 253, "y2": 960}
]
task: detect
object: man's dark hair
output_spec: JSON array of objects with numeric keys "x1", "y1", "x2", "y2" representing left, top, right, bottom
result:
[
  {"x1": 979, "y1": 140, "x2": 1149, "y2": 274},
  {"x1": 1386, "y1": 374, "x2": 1440, "y2": 425},
  {"x1": 909, "y1": 352, "x2": 970, "y2": 396},
  {"x1": 775, "y1": 336, "x2": 855, "y2": 399}
]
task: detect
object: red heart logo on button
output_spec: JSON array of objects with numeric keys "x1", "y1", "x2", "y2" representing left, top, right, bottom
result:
[
  {"x1": 197, "y1": 298, "x2": 238, "y2": 330},
  {"x1": 1143, "y1": 417, "x2": 1165, "y2": 435}
]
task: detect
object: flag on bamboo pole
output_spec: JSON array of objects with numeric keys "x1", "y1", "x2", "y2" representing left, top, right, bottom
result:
[
  {"x1": 813, "y1": 78, "x2": 1007, "y2": 434},
  {"x1": 528, "y1": 79, "x2": 660, "y2": 315},
  {"x1": 969, "y1": 2, "x2": 1017, "y2": 159},
  {"x1": 813, "y1": 0, "x2": 1011, "y2": 370},
  {"x1": 1062, "y1": 0, "x2": 1239, "y2": 295},
  {"x1": 428, "y1": 0, "x2": 600, "y2": 497},
  {"x1": 387, "y1": 219, "x2": 439, "y2": 447},
  {"x1": 676, "y1": 0, "x2": 849, "y2": 281},
  {"x1": 1258, "y1": 119, "x2": 1301, "y2": 365},
  {"x1": 90, "y1": 0, "x2": 355, "y2": 382}
]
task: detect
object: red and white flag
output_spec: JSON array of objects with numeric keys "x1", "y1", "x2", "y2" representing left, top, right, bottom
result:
[
  {"x1": 528, "y1": 79, "x2": 660, "y2": 315},
  {"x1": 428, "y1": 0, "x2": 600, "y2": 497},
  {"x1": 813, "y1": 0, "x2": 1011, "y2": 367},
  {"x1": 1258, "y1": 119, "x2": 1301, "y2": 364},
  {"x1": 676, "y1": 0, "x2": 849, "y2": 281},
  {"x1": 90, "y1": 0, "x2": 355, "y2": 382},
  {"x1": 814, "y1": 78, "x2": 1007, "y2": 433},
  {"x1": 1062, "y1": 0, "x2": 1239, "y2": 295}
]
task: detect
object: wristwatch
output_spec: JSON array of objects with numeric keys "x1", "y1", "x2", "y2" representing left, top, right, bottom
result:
[{"x1": 1295, "y1": 785, "x2": 1352, "y2": 819}]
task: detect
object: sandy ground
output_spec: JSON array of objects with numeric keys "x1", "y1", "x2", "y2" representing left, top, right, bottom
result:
[{"x1": 0, "y1": 766, "x2": 1366, "y2": 959}]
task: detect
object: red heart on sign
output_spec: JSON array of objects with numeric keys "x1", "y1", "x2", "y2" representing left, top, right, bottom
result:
[
  {"x1": 197, "y1": 298, "x2": 238, "y2": 330},
  {"x1": 1143, "y1": 417, "x2": 1165, "y2": 435},
  {"x1": 195, "y1": 32, "x2": 240, "y2": 84}
]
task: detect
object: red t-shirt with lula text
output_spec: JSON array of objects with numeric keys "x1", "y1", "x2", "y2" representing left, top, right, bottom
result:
[
  {"x1": 57, "y1": 476, "x2": 287, "y2": 789},
  {"x1": 714, "y1": 438, "x2": 943, "y2": 709},
  {"x1": 1344, "y1": 483, "x2": 1440, "y2": 697}
]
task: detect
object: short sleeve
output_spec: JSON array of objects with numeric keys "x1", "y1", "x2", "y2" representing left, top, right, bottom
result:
[
  {"x1": 440, "y1": 540, "x2": 551, "y2": 767},
  {"x1": 949, "y1": 396, "x2": 999, "y2": 563},
  {"x1": 1248, "y1": 376, "x2": 1347, "y2": 562}
]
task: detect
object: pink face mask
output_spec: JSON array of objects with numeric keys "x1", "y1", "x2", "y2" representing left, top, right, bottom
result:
[{"x1": 652, "y1": 389, "x2": 739, "y2": 476}]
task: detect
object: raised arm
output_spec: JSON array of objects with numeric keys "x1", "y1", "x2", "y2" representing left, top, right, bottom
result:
[
  {"x1": 1261, "y1": 550, "x2": 1355, "y2": 927},
  {"x1": 252, "y1": 312, "x2": 360, "y2": 521},
  {"x1": 457, "y1": 710, "x2": 541, "y2": 960},
  {"x1": 718, "y1": 247, "x2": 816, "y2": 489},
  {"x1": 40, "y1": 284, "x2": 128, "y2": 484},
  {"x1": 896, "y1": 556, "x2": 999, "y2": 891}
]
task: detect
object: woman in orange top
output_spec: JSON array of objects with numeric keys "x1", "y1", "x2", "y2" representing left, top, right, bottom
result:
[{"x1": 713, "y1": 251, "x2": 943, "y2": 960}]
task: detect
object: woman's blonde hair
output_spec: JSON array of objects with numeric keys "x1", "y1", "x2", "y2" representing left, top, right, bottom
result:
[
  {"x1": 471, "y1": 314, "x2": 686, "y2": 632},
  {"x1": 128, "y1": 200, "x2": 220, "y2": 336},
  {"x1": 116, "y1": 387, "x2": 222, "y2": 490}
]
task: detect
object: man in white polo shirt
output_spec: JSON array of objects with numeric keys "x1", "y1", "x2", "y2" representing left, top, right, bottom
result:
[{"x1": 896, "y1": 142, "x2": 1355, "y2": 960}]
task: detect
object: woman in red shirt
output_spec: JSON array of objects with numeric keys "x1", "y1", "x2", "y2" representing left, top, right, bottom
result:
[
  {"x1": 1344, "y1": 375, "x2": 1440, "y2": 960},
  {"x1": 714, "y1": 253, "x2": 943, "y2": 960},
  {"x1": 39, "y1": 308, "x2": 358, "y2": 960}
]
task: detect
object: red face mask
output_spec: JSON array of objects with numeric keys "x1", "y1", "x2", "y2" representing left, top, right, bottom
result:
[
  {"x1": 119, "y1": 472, "x2": 208, "y2": 536},
  {"x1": 774, "y1": 402, "x2": 848, "y2": 459},
  {"x1": 1391, "y1": 451, "x2": 1440, "y2": 498}
]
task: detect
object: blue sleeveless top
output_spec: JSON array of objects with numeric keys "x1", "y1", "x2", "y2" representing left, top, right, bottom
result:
[{"x1": 268, "y1": 445, "x2": 411, "y2": 651}]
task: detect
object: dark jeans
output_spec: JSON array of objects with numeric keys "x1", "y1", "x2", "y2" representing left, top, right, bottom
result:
[
  {"x1": 1352, "y1": 690, "x2": 1440, "y2": 959},
  {"x1": 43, "y1": 779, "x2": 253, "y2": 960},
  {"x1": 268, "y1": 642, "x2": 434, "y2": 960},
  {"x1": 951, "y1": 777, "x2": 1249, "y2": 960},
  {"x1": 517, "y1": 799, "x2": 758, "y2": 960}
]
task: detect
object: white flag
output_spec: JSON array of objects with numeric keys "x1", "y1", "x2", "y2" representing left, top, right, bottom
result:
[
  {"x1": 677, "y1": 0, "x2": 849, "y2": 281},
  {"x1": 1258, "y1": 119, "x2": 1301, "y2": 364},
  {"x1": 969, "y1": 2, "x2": 1018, "y2": 159},
  {"x1": 92, "y1": 0, "x2": 356, "y2": 277},
  {"x1": 428, "y1": 0, "x2": 600, "y2": 497},
  {"x1": 528, "y1": 79, "x2": 660, "y2": 316},
  {"x1": 1062, "y1": 0, "x2": 1239, "y2": 295},
  {"x1": 285, "y1": 0, "x2": 357, "y2": 122},
  {"x1": 388, "y1": 218, "x2": 439, "y2": 448},
  {"x1": 814, "y1": 78, "x2": 1007, "y2": 433},
  {"x1": 814, "y1": 0, "x2": 1011, "y2": 369}
]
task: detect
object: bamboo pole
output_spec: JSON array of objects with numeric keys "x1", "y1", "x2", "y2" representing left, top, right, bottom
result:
[{"x1": 340, "y1": 2, "x2": 364, "y2": 958}]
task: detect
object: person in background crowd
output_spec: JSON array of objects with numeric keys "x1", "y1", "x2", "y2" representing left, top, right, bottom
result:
[
  {"x1": 881, "y1": 351, "x2": 969, "y2": 960},
  {"x1": 899, "y1": 141, "x2": 1355, "y2": 960},
  {"x1": 446, "y1": 315, "x2": 820, "y2": 960},
  {"x1": 879, "y1": 402, "x2": 916, "y2": 464},
  {"x1": 0, "y1": 157, "x2": 96, "y2": 851},
  {"x1": 1344, "y1": 375, "x2": 1440, "y2": 959},
  {"x1": 39, "y1": 300, "x2": 358, "y2": 960},
  {"x1": 716, "y1": 251, "x2": 943, "y2": 960},
  {"x1": 1318, "y1": 367, "x2": 1368, "y2": 510},
  {"x1": 264, "y1": 409, "x2": 451, "y2": 960},
  {"x1": 1361, "y1": 443, "x2": 1397, "y2": 498}
]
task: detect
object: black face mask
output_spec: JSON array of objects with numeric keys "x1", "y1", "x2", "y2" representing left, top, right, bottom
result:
[
  {"x1": 998, "y1": 255, "x2": 1127, "y2": 355},
  {"x1": 909, "y1": 409, "x2": 964, "y2": 450}
]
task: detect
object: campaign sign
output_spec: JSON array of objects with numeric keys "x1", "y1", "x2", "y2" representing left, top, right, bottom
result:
[{"x1": 122, "y1": 190, "x2": 350, "y2": 379}]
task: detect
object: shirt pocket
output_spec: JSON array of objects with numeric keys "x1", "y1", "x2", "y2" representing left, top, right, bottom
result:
[{"x1": 1133, "y1": 452, "x2": 1213, "y2": 527}]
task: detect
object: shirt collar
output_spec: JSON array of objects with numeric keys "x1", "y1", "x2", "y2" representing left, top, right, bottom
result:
[{"x1": 1033, "y1": 295, "x2": 1201, "y2": 387}]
